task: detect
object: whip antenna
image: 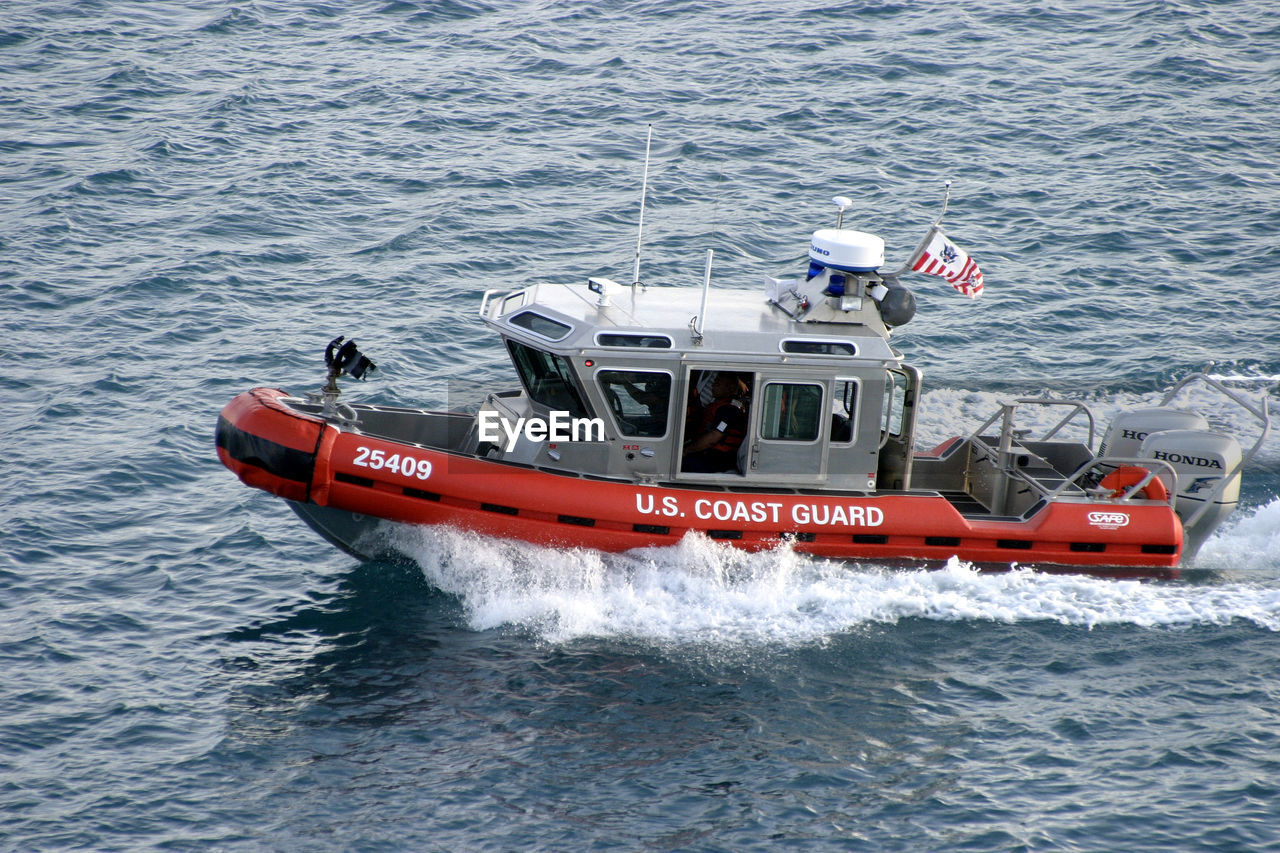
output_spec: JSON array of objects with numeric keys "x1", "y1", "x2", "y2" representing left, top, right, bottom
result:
[
  {"x1": 632, "y1": 124, "x2": 653, "y2": 290},
  {"x1": 691, "y1": 248, "x2": 713, "y2": 343}
]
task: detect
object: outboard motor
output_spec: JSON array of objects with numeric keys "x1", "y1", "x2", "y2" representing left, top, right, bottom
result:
[
  {"x1": 1140, "y1": 428, "x2": 1242, "y2": 558},
  {"x1": 1100, "y1": 408, "x2": 1242, "y2": 558},
  {"x1": 1098, "y1": 407, "x2": 1209, "y2": 457}
]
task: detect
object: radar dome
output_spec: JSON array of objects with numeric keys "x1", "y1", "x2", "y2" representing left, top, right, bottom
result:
[{"x1": 809, "y1": 229, "x2": 885, "y2": 273}]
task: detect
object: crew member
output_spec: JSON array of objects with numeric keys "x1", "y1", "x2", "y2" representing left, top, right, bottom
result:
[{"x1": 682, "y1": 372, "x2": 750, "y2": 473}]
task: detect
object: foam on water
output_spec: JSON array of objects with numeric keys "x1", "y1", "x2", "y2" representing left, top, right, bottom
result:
[
  {"x1": 389, "y1": 502, "x2": 1280, "y2": 644},
  {"x1": 1196, "y1": 497, "x2": 1280, "y2": 572}
]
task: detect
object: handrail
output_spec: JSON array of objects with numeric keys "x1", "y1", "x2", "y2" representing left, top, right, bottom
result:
[
  {"x1": 1041, "y1": 455, "x2": 1180, "y2": 504},
  {"x1": 964, "y1": 374, "x2": 1273, "y2": 523},
  {"x1": 964, "y1": 407, "x2": 1006, "y2": 446},
  {"x1": 1157, "y1": 372, "x2": 1274, "y2": 528},
  {"x1": 966, "y1": 398, "x2": 1098, "y2": 449},
  {"x1": 1162, "y1": 372, "x2": 1272, "y2": 424},
  {"x1": 1161, "y1": 371, "x2": 1273, "y2": 468},
  {"x1": 965, "y1": 400, "x2": 1098, "y2": 512},
  {"x1": 1013, "y1": 398, "x2": 1097, "y2": 447},
  {"x1": 484, "y1": 391, "x2": 525, "y2": 422},
  {"x1": 478, "y1": 288, "x2": 507, "y2": 321}
]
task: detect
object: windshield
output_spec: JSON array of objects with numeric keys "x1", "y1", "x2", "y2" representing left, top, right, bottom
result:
[{"x1": 507, "y1": 340, "x2": 591, "y2": 418}]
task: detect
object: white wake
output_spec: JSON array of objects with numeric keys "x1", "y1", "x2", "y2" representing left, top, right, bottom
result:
[{"x1": 388, "y1": 499, "x2": 1280, "y2": 642}]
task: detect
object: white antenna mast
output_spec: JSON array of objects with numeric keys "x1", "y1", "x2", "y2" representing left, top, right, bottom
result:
[
  {"x1": 632, "y1": 124, "x2": 653, "y2": 291},
  {"x1": 692, "y1": 248, "x2": 713, "y2": 343}
]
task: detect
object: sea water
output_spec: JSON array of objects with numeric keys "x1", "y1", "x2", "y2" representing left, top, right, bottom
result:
[{"x1": 3, "y1": 1, "x2": 1280, "y2": 849}]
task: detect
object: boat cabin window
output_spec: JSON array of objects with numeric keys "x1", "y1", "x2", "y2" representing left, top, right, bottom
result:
[
  {"x1": 509, "y1": 311, "x2": 572, "y2": 341},
  {"x1": 760, "y1": 382, "x2": 824, "y2": 442},
  {"x1": 500, "y1": 293, "x2": 526, "y2": 315},
  {"x1": 781, "y1": 339, "x2": 857, "y2": 356},
  {"x1": 597, "y1": 370, "x2": 671, "y2": 438},
  {"x1": 596, "y1": 333, "x2": 673, "y2": 349},
  {"x1": 832, "y1": 379, "x2": 858, "y2": 443},
  {"x1": 506, "y1": 340, "x2": 591, "y2": 418}
]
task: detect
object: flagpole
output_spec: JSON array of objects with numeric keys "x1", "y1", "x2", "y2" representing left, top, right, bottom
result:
[
  {"x1": 934, "y1": 180, "x2": 951, "y2": 227},
  {"x1": 885, "y1": 180, "x2": 951, "y2": 276}
]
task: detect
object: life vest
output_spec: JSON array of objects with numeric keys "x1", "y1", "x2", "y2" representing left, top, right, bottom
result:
[{"x1": 702, "y1": 396, "x2": 747, "y2": 453}]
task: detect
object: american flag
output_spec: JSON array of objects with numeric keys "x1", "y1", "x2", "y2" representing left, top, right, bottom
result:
[{"x1": 910, "y1": 226, "x2": 984, "y2": 297}]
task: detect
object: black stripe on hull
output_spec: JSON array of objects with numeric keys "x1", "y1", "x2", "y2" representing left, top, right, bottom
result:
[{"x1": 215, "y1": 416, "x2": 316, "y2": 484}]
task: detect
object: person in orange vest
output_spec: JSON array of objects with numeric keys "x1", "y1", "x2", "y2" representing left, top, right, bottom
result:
[{"x1": 682, "y1": 372, "x2": 750, "y2": 473}]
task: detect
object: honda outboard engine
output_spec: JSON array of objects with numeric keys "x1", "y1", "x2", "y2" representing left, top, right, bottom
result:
[
  {"x1": 1140, "y1": 428, "x2": 1242, "y2": 557},
  {"x1": 1101, "y1": 408, "x2": 1242, "y2": 558},
  {"x1": 1098, "y1": 408, "x2": 1209, "y2": 457}
]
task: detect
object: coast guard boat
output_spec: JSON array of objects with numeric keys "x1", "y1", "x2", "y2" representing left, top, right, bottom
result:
[{"x1": 216, "y1": 195, "x2": 1269, "y2": 570}]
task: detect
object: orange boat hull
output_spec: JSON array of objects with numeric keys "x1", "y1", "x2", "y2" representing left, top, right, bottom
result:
[{"x1": 217, "y1": 389, "x2": 1184, "y2": 568}]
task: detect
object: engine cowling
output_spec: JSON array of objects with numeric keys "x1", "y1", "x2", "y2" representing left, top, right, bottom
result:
[
  {"x1": 1100, "y1": 407, "x2": 1241, "y2": 558},
  {"x1": 1139, "y1": 427, "x2": 1242, "y2": 548},
  {"x1": 1098, "y1": 407, "x2": 1209, "y2": 458}
]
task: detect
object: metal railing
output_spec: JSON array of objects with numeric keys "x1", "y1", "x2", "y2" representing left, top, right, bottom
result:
[
  {"x1": 966, "y1": 399, "x2": 1100, "y2": 514},
  {"x1": 478, "y1": 288, "x2": 506, "y2": 321},
  {"x1": 1156, "y1": 372, "x2": 1273, "y2": 528},
  {"x1": 965, "y1": 373, "x2": 1273, "y2": 524},
  {"x1": 1045, "y1": 455, "x2": 1179, "y2": 504},
  {"x1": 965, "y1": 398, "x2": 1097, "y2": 451}
]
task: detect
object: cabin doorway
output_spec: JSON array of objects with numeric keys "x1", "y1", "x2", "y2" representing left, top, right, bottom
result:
[
  {"x1": 876, "y1": 366, "x2": 920, "y2": 490},
  {"x1": 680, "y1": 369, "x2": 754, "y2": 475}
]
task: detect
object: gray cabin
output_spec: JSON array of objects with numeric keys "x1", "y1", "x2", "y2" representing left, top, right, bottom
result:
[{"x1": 473, "y1": 266, "x2": 921, "y2": 496}]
